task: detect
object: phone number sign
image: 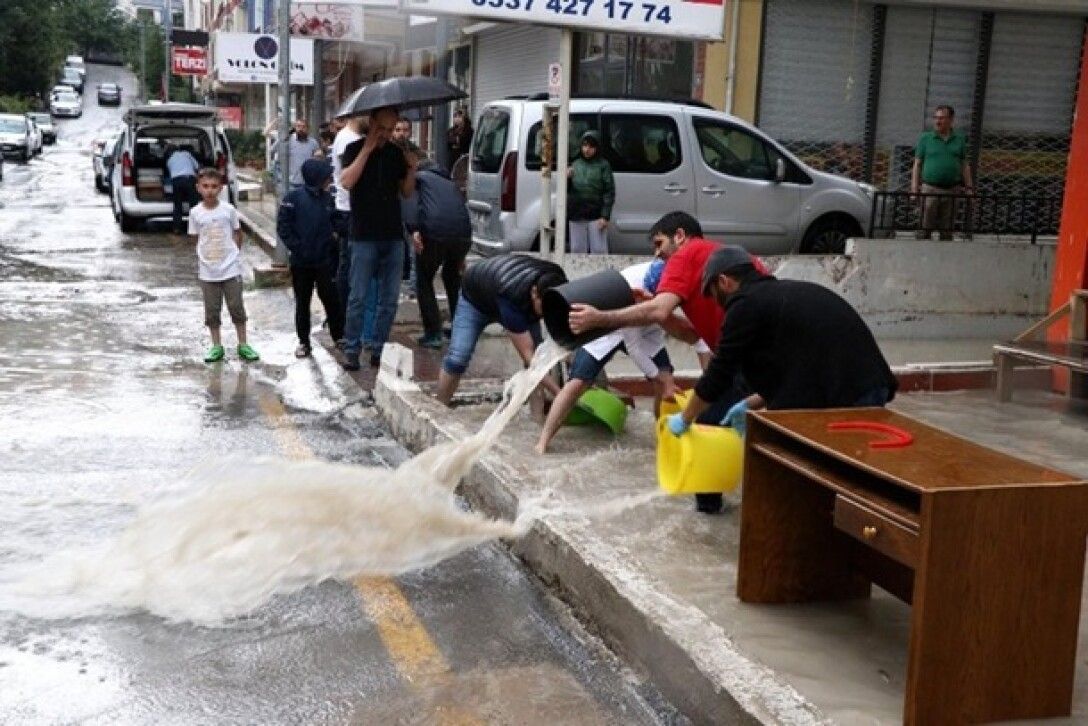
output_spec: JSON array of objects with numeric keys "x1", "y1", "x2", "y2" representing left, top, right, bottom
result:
[{"x1": 405, "y1": 0, "x2": 726, "y2": 41}]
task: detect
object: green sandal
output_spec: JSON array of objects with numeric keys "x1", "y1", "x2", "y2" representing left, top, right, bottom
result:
[
  {"x1": 203, "y1": 344, "x2": 225, "y2": 363},
  {"x1": 237, "y1": 343, "x2": 260, "y2": 362}
]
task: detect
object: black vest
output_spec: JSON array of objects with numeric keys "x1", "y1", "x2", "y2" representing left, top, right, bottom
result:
[{"x1": 462, "y1": 255, "x2": 565, "y2": 320}]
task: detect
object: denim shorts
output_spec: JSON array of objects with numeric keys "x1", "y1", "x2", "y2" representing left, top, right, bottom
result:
[{"x1": 568, "y1": 344, "x2": 672, "y2": 382}]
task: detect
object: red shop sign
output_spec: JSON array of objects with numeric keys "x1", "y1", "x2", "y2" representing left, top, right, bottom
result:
[{"x1": 172, "y1": 46, "x2": 208, "y2": 77}]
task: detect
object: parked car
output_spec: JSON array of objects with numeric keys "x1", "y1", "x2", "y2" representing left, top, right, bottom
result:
[
  {"x1": 60, "y1": 67, "x2": 84, "y2": 94},
  {"x1": 51, "y1": 84, "x2": 76, "y2": 100},
  {"x1": 0, "y1": 114, "x2": 34, "y2": 163},
  {"x1": 28, "y1": 113, "x2": 56, "y2": 144},
  {"x1": 93, "y1": 130, "x2": 122, "y2": 193},
  {"x1": 50, "y1": 91, "x2": 82, "y2": 118},
  {"x1": 65, "y1": 55, "x2": 86, "y2": 80},
  {"x1": 97, "y1": 82, "x2": 121, "y2": 106},
  {"x1": 467, "y1": 96, "x2": 876, "y2": 256},
  {"x1": 110, "y1": 103, "x2": 238, "y2": 232},
  {"x1": 26, "y1": 117, "x2": 43, "y2": 156}
]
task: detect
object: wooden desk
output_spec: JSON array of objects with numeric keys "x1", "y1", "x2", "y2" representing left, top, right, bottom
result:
[{"x1": 739, "y1": 408, "x2": 1088, "y2": 725}]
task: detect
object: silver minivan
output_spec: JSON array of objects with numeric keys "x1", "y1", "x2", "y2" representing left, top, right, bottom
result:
[
  {"x1": 110, "y1": 104, "x2": 238, "y2": 233},
  {"x1": 467, "y1": 97, "x2": 876, "y2": 256}
]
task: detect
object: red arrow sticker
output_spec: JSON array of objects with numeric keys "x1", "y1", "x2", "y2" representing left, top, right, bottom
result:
[{"x1": 827, "y1": 420, "x2": 914, "y2": 449}]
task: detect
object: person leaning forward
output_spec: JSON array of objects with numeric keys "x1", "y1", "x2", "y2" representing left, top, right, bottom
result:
[
  {"x1": 436, "y1": 254, "x2": 567, "y2": 406},
  {"x1": 338, "y1": 106, "x2": 418, "y2": 370},
  {"x1": 666, "y1": 245, "x2": 898, "y2": 444}
]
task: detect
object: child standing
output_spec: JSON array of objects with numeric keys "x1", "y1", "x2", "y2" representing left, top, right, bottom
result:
[
  {"x1": 276, "y1": 158, "x2": 344, "y2": 358},
  {"x1": 567, "y1": 130, "x2": 615, "y2": 255},
  {"x1": 188, "y1": 167, "x2": 259, "y2": 363}
]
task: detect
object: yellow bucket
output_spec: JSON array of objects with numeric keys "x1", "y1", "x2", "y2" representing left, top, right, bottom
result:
[{"x1": 655, "y1": 391, "x2": 744, "y2": 495}]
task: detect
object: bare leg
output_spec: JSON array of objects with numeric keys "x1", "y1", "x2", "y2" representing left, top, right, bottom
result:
[
  {"x1": 436, "y1": 370, "x2": 461, "y2": 406},
  {"x1": 234, "y1": 322, "x2": 247, "y2": 346},
  {"x1": 209, "y1": 325, "x2": 222, "y2": 346},
  {"x1": 535, "y1": 379, "x2": 590, "y2": 455}
]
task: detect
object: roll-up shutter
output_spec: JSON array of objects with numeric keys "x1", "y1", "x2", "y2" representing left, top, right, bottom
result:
[
  {"x1": 472, "y1": 25, "x2": 560, "y2": 119},
  {"x1": 980, "y1": 13, "x2": 1084, "y2": 197},
  {"x1": 757, "y1": 0, "x2": 874, "y2": 173}
]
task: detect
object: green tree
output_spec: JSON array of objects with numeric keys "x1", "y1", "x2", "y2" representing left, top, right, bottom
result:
[
  {"x1": 55, "y1": 0, "x2": 129, "y2": 57},
  {"x1": 0, "y1": 0, "x2": 64, "y2": 100}
]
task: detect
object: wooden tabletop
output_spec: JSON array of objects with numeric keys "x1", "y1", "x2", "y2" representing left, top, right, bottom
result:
[{"x1": 751, "y1": 408, "x2": 1079, "y2": 493}]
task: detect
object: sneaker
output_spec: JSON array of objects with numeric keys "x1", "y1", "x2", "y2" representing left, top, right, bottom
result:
[
  {"x1": 237, "y1": 343, "x2": 260, "y2": 362},
  {"x1": 203, "y1": 344, "x2": 225, "y2": 363},
  {"x1": 342, "y1": 356, "x2": 361, "y2": 371},
  {"x1": 417, "y1": 334, "x2": 444, "y2": 349},
  {"x1": 295, "y1": 344, "x2": 312, "y2": 358}
]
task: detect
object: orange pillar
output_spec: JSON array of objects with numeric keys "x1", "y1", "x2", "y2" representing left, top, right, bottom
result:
[{"x1": 1050, "y1": 27, "x2": 1088, "y2": 345}]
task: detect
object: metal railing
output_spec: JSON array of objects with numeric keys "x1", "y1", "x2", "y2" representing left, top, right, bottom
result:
[{"x1": 868, "y1": 191, "x2": 1061, "y2": 243}]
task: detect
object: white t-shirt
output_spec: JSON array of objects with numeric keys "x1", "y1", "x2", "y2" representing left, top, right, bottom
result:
[
  {"x1": 188, "y1": 202, "x2": 242, "y2": 282},
  {"x1": 331, "y1": 126, "x2": 362, "y2": 212},
  {"x1": 582, "y1": 262, "x2": 668, "y2": 378}
]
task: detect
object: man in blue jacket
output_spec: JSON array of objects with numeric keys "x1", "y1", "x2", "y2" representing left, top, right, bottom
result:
[
  {"x1": 277, "y1": 158, "x2": 344, "y2": 358},
  {"x1": 403, "y1": 159, "x2": 472, "y2": 348}
]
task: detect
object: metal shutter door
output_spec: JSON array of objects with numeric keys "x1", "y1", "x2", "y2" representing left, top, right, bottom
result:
[
  {"x1": 473, "y1": 25, "x2": 560, "y2": 119},
  {"x1": 758, "y1": 0, "x2": 874, "y2": 160},
  {"x1": 980, "y1": 13, "x2": 1084, "y2": 197}
]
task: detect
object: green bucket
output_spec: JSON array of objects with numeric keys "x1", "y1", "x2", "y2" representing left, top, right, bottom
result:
[{"x1": 563, "y1": 387, "x2": 628, "y2": 434}]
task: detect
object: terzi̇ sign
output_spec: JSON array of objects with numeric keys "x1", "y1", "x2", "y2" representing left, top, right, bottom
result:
[
  {"x1": 404, "y1": 0, "x2": 726, "y2": 40},
  {"x1": 214, "y1": 33, "x2": 315, "y2": 85}
]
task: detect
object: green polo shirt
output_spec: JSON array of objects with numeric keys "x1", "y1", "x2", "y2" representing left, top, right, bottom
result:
[{"x1": 915, "y1": 130, "x2": 967, "y2": 187}]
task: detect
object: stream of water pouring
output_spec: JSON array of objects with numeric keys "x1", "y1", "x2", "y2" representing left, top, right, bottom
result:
[{"x1": 2, "y1": 342, "x2": 570, "y2": 626}]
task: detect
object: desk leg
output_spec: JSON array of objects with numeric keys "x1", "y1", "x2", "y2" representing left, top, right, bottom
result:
[
  {"x1": 738, "y1": 449, "x2": 870, "y2": 603},
  {"x1": 905, "y1": 488, "x2": 1087, "y2": 725}
]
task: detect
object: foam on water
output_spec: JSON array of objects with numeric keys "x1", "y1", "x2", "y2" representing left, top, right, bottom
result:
[{"x1": 1, "y1": 342, "x2": 569, "y2": 626}]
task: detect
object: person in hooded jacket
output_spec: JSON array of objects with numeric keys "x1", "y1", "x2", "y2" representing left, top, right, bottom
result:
[
  {"x1": 402, "y1": 158, "x2": 472, "y2": 349},
  {"x1": 276, "y1": 158, "x2": 344, "y2": 358},
  {"x1": 567, "y1": 130, "x2": 615, "y2": 254},
  {"x1": 436, "y1": 254, "x2": 567, "y2": 405}
]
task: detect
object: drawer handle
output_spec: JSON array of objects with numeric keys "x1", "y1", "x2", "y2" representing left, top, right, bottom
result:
[{"x1": 862, "y1": 526, "x2": 878, "y2": 540}]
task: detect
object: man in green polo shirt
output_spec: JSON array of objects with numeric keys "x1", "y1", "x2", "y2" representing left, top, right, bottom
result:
[{"x1": 911, "y1": 104, "x2": 974, "y2": 240}]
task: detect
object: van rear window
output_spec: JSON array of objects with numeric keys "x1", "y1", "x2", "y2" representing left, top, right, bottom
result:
[{"x1": 470, "y1": 108, "x2": 509, "y2": 174}]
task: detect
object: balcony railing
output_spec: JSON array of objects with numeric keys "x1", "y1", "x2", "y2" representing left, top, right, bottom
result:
[{"x1": 868, "y1": 191, "x2": 1061, "y2": 243}]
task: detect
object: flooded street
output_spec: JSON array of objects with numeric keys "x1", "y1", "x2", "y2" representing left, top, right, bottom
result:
[{"x1": 0, "y1": 65, "x2": 680, "y2": 725}]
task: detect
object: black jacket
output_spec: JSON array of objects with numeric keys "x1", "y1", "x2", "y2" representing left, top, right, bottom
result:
[
  {"x1": 462, "y1": 255, "x2": 566, "y2": 321},
  {"x1": 402, "y1": 163, "x2": 471, "y2": 243},
  {"x1": 276, "y1": 161, "x2": 335, "y2": 268},
  {"x1": 695, "y1": 276, "x2": 897, "y2": 409}
]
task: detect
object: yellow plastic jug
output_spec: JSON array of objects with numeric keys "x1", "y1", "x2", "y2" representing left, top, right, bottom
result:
[{"x1": 655, "y1": 391, "x2": 744, "y2": 495}]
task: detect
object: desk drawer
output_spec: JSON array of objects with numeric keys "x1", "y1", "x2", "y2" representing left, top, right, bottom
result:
[{"x1": 834, "y1": 496, "x2": 919, "y2": 569}]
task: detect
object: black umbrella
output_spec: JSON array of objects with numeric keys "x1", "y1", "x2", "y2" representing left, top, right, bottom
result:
[{"x1": 336, "y1": 76, "x2": 467, "y2": 119}]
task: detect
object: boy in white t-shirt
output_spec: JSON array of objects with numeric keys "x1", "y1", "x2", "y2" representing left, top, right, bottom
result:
[{"x1": 187, "y1": 168, "x2": 259, "y2": 363}]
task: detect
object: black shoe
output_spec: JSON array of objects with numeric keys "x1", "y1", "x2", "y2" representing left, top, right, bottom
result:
[
  {"x1": 694, "y1": 493, "x2": 724, "y2": 514},
  {"x1": 342, "y1": 357, "x2": 361, "y2": 371},
  {"x1": 369, "y1": 353, "x2": 381, "y2": 368},
  {"x1": 295, "y1": 344, "x2": 312, "y2": 358}
]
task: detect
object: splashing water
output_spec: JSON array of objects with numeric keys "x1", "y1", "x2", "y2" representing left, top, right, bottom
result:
[{"x1": 3, "y1": 341, "x2": 570, "y2": 626}]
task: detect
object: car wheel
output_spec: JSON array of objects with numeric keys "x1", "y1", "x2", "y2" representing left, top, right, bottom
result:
[
  {"x1": 800, "y1": 215, "x2": 860, "y2": 255},
  {"x1": 119, "y1": 211, "x2": 140, "y2": 233},
  {"x1": 20, "y1": 149, "x2": 29, "y2": 163}
]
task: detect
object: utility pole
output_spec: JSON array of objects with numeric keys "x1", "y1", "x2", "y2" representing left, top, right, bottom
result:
[
  {"x1": 139, "y1": 21, "x2": 147, "y2": 100},
  {"x1": 274, "y1": 0, "x2": 292, "y2": 265},
  {"x1": 162, "y1": 0, "x2": 172, "y2": 101},
  {"x1": 430, "y1": 18, "x2": 451, "y2": 171},
  {"x1": 311, "y1": 40, "x2": 324, "y2": 128}
]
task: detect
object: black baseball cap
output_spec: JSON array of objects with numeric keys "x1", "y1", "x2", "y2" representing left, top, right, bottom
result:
[{"x1": 700, "y1": 245, "x2": 753, "y2": 295}]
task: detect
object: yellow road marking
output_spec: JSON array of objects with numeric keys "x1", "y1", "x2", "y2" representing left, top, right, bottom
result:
[{"x1": 257, "y1": 390, "x2": 481, "y2": 724}]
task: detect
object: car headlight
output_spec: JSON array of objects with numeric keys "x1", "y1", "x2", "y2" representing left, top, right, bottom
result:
[{"x1": 856, "y1": 181, "x2": 877, "y2": 197}]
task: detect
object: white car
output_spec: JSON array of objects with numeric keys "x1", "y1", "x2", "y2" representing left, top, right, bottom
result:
[
  {"x1": 27, "y1": 113, "x2": 56, "y2": 144},
  {"x1": 0, "y1": 114, "x2": 34, "y2": 163},
  {"x1": 51, "y1": 92, "x2": 82, "y2": 119},
  {"x1": 110, "y1": 103, "x2": 239, "y2": 232},
  {"x1": 468, "y1": 97, "x2": 875, "y2": 256},
  {"x1": 51, "y1": 84, "x2": 76, "y2": 100}
]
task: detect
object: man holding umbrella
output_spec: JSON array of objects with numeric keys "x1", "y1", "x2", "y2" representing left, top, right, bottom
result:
[{"x1": 339, "y1": 106, "x2": 417, "y2": 370}]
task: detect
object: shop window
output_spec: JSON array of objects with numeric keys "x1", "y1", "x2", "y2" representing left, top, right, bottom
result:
[
  {"x1": 575, "y1": 33, "x2": 693, "y2": 99},
  {"x1": 601, "y1": 114, "x2": 681, "y2": 174}
]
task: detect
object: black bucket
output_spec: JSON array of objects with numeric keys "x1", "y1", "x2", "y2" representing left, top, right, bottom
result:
[{"x1": 542, "y1": 269, "x2": 635, "y2": 349}]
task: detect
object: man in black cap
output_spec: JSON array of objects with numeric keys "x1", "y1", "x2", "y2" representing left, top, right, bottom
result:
[{"x1": 666, "y1": 245, "x2": 897, "y2": 438}]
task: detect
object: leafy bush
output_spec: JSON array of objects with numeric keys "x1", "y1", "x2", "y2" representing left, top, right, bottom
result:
[
  {"x1": 0, "y1": 95, "x2": 32, "y2": 114},
  {"x1": 225, "y1": 129, "x2": 267, "y2": 168}
]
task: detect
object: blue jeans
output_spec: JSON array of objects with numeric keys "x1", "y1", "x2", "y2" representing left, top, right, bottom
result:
[
  {"x1": 343, "y1": 239, "x2": 404, "y2": 359},
  {"x1": 442, "y1": 295, "x2": 541, "y2": 375},
  {"x1": 334, "y1": 214, "x2": 380, "y2": 347}
]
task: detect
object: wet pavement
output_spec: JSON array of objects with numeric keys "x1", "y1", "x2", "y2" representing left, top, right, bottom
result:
[{"x1": 0, "y1": 65, "x2": 682, "y2": 725}]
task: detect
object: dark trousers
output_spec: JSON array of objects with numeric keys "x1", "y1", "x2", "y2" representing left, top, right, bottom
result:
[
  {"x1": 333, "y1": 210, "x2": 352, "y2": 325},
  {"x1": 291, "y1": 265, "x2": 343, "y2": 347},
  {"x1": 415, "y1": 237, "x2": 470, "y2": 338},
  {"x1": 171, "y1": 175, "x2": 199, "y2": 233}
]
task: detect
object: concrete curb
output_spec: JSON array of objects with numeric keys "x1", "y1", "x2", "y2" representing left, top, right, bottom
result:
[
  {"x1": 238, "y1": 209, "x2": 278, "y2": 258},
  {"x1": 373, "y1": 344, "x2": 830, "y2": 725}
]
